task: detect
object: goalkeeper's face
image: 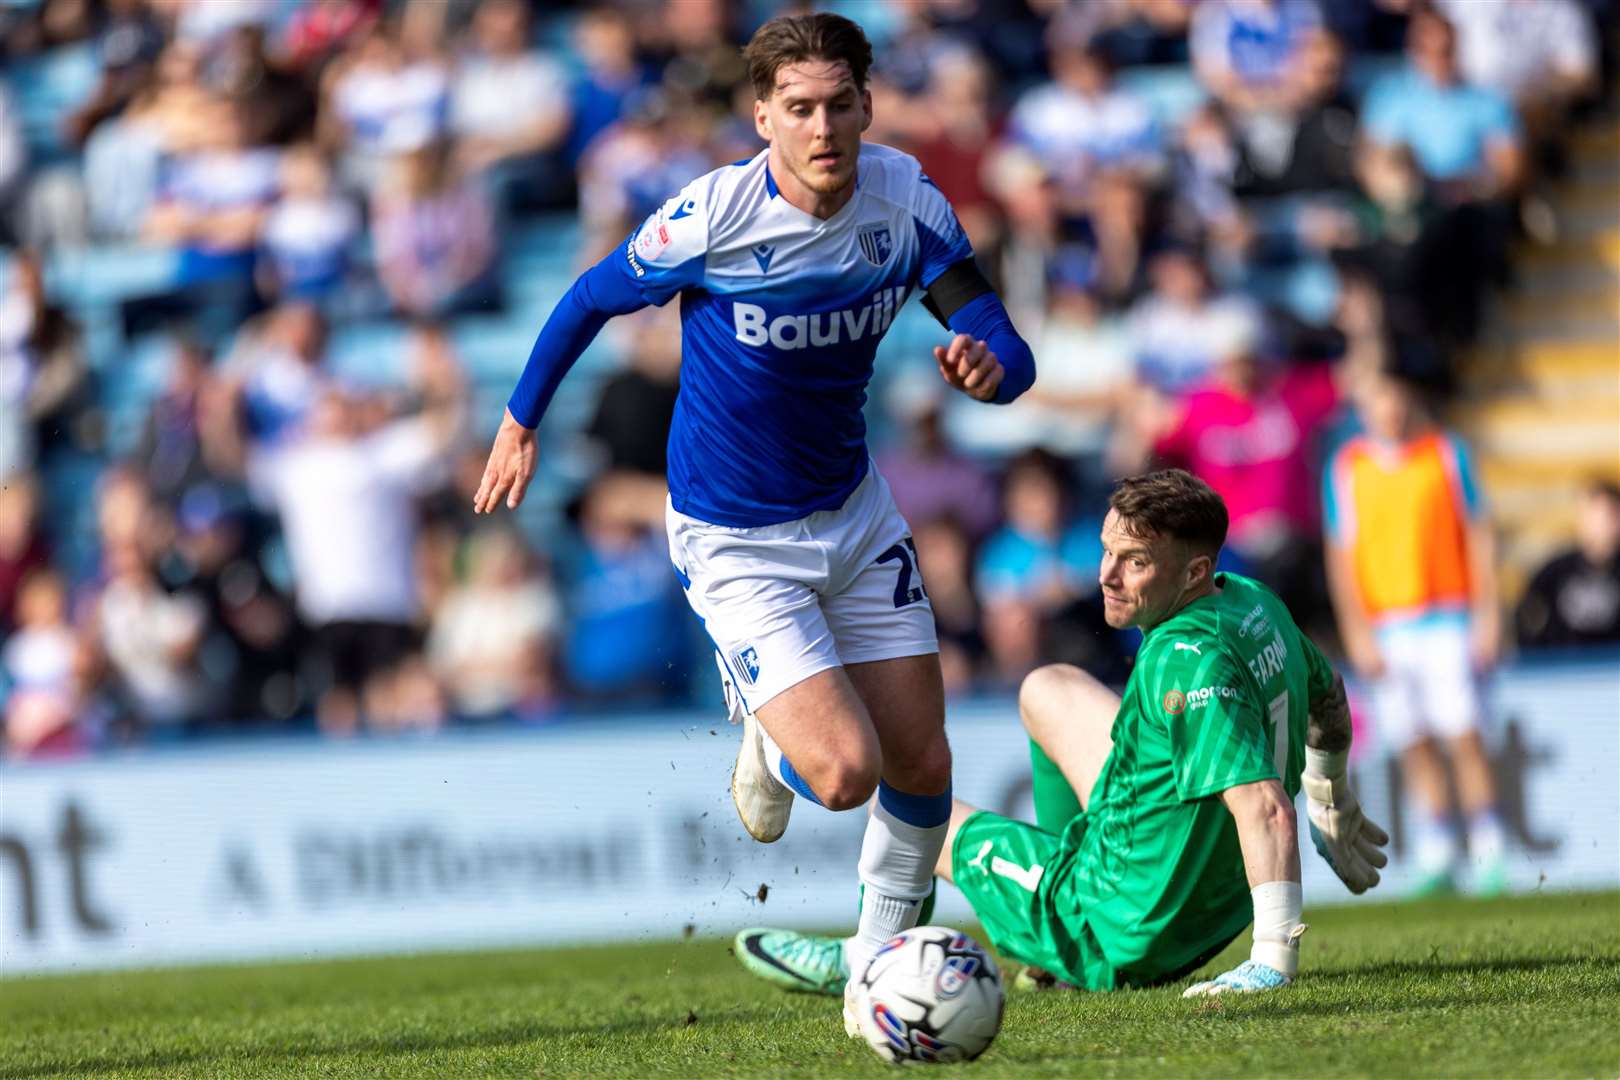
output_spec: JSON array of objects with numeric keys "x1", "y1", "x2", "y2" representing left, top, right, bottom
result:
[
  {"x1": 1097, "y1": 510, "x2": 1213, "y2": 630},
  {"x1": 755, "y1": 59, "x2": 872, "y2": 197}
]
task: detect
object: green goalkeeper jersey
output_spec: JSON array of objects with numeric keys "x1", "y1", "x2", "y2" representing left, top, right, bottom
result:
[{"x1": 1069, "y1": 571, "x2": 1336, "y2": 984}]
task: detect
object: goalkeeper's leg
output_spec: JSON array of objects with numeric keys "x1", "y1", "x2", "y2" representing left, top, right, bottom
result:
[{"x1": 1020, "y1": 664, "x2": 1120, "y2": 818}]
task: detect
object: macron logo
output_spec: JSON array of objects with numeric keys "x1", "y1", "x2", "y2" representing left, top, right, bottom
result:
[
  {"x1": 733, "y1": 287, "x2": 904, "y2": 351},
  {"x1": 752, "y1": 243, "x2": 775, "y2": 274}
]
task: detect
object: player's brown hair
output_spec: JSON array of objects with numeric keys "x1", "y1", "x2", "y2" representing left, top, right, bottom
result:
[
  {"x1": 1109, "y1": 469, "x2": 1229, "y2": 558},
  {"x1": 743, "y1": 12, "x2": 873, "y2": 100}
]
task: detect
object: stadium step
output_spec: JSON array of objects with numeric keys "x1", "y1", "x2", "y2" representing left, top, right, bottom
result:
[
  {"x1": 1504, "y1": 285, "x2": 1620, "y2": 325},
  {"x1": 1461, "y1": 421, "x2": 1619, "y2": 466},
  {"x1": 1455, "y1": 110, "x2": 1619, "y2": 613},
  {"x1": 1468, "y1": 340, "x2": 1620, "y2": 379},
  {"x1": 1569, "y1": 125, "x2": 1620, "y2": 173},
  {"x1": 1513, "y1": 230, "x2": 1620, "y2": 273}
]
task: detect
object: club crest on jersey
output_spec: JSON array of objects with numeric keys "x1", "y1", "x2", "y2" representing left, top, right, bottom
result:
[
  {"x1": 857, "y1": 223, "x2": 893, "y2": 266},
  {"x1": 734, "y1": 646, "x2": 760, "y2": 687}
]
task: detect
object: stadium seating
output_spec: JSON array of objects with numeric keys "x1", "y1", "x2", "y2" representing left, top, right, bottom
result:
[{"x1": 1458, "y1": 121, "x2": 1620, "y2": 602}]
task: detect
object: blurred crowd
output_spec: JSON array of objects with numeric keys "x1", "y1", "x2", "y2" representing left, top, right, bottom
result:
[{"x1": 1, "y1": 0, "x2": 1618, "y2": 758}]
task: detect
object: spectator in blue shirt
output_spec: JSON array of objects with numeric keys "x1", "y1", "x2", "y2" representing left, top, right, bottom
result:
[
  {"x1": 1191, "y1": 0, "x2": 1323, "y2": 116},
  {"x1": 566, "y1": 7, "x2": 650, "y2": 167},
  {"x1": 562, "y1": 472, "x2": 693, "y2": 705},
  {"x1": 1361, "y1": 8, "x2": 1525, "y2": 201},
  {"x1": 975, "y1": 450, "x2": 1103, "y2": 687}
]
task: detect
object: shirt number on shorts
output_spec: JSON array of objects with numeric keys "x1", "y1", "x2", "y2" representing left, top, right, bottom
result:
[{"x1": 877, "y1": 537, "x2": 927, "y2": 608}]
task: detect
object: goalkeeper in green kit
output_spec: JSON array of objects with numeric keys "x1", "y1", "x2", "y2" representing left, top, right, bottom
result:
[{"x1": 736, "y1": 469, "x2": 1388, "y2": 996}]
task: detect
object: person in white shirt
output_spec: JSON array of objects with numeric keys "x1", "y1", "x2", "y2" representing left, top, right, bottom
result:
[
  {"x1": 450, "y1": 0, "x2": 572, "y2": 213},
  {"x1": 324, "y1": 25, "x2": 450, "y2": 195},
  {"x1": 94, "y1": 539, "x2": 210, "y2": 735},
  {"x1": 259, "y1": 144, "x2": 360, "y2": 302},
  {"x1": 1124, "y1": 244, "x2": 1263, "y2": 396},
  {"x1": 2, "y1": 569, "x2": 86, "y2": 756},
  {"x1": 245, "y1": 381, "x2": 462, "y2": 734},
  {"x1": 949, "y1": 255, "x2": 1133, "y2": 465},
  {"x1": 1007, "y1": 38, "x2": 1163, "y2": 215},
  {"x1": 427, "y1": 525, "x2": 561, "y2": 721},
  {"x1": 1436, "y1": 0, "x2": 1597, "y2": 127}
]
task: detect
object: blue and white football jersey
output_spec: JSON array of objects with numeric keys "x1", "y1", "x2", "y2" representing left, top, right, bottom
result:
[{"x1": 612, "y1": 142, "x2": 974, "y2": 527}]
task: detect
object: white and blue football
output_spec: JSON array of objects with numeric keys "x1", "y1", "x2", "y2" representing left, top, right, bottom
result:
[{"x1": 850, "y1": 925, "x2": 1004, "y2": 1065}]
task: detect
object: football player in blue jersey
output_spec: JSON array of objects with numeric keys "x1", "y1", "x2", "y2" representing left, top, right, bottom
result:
[{"x1": 475, "y1": 12, "x2": 1035, "y2": 1031}]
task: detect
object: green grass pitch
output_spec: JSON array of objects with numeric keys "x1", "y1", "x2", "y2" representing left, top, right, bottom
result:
[{"x1": 4, "y1": 890, "x2": 1616, "y2": 1078}]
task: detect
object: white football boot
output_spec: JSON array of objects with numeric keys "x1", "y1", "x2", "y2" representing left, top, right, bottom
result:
[{"x1": 732, "y1": 711, "x2": 793, "y2": 842}]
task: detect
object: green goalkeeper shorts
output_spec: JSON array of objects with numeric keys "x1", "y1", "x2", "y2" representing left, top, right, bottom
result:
[
  {"x1": 949, "y1": 809, "x2": 1116, "y2": 991},
  {"x1": 949, "y1": 810, "x2": 1242, "y2": 992}
]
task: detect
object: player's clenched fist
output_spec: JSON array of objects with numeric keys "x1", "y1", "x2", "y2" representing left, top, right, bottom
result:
[
  {"x1": 934, "y1": 333, "x2": 1003, "y2": 402},
  {"x1": 474, "y1": 408, "x2": 539, "y2": 513}
]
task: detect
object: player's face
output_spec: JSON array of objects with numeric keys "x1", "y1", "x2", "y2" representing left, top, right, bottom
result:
[
  {"x1": 754, "y1": 59, "x2": 871, "y2": 197},
  {"x1": 1097, "y1": 510, "x2": 1211, "y2": 630}
]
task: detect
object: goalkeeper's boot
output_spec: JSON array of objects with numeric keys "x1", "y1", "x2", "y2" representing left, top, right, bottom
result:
[
  {"x1": 731, "y1": 711, "x2": 792, "y2": 843},
  {"x1": 1012, "y1": 965, "x2": 1079, "y2": 992},
  {"x1": 1182, "y1": 960, "x2": 1293, "y2": 997},
  {"x1": 733, "y1": 928, "x2": 847, "y2": 997}
]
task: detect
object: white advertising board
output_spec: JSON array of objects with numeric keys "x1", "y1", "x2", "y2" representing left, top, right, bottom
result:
[{"x1": 2, "y1": 659, "x2": 1615, "y2": 975}]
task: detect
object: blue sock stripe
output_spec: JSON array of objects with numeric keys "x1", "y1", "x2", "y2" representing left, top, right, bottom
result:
[
  {"x1": 877, "y1": 780, "x2": 952, "y2": 827},
  {"x1": 778, "y1": 756, "x2": 823, "y2": 806}
]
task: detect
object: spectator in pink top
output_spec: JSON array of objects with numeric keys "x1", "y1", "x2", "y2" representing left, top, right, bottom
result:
[{"x1": 1150, "y1": 320, "x2": 1340, "y2": 626}]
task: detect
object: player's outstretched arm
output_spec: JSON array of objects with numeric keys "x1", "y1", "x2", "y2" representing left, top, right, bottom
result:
[
  {"x1": 475, "y1": 248, "x2": 653, "y2": 514},
  {"x1": 474, "y1": 408, "x2": 538, "y2": 513},
  {"x1": 1186, "y1": 778, "x2": 1304, "y2": 996},
  {"x1": 1303, "y1": 673, "x2": 1390, "y2": 894}
]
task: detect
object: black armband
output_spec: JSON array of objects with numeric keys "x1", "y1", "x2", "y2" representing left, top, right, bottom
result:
[{"x1": 920, "y1": 258, "x2": 995, "y2": 330}]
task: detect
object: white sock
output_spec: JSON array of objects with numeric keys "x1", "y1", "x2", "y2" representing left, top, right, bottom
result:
[
  {"x1": 847, "y1": 789, "x2": 947, "y2": 978},
  {"x1": 1415, "y1": 811, "x2": 1457, "y2": 873},
  {"x1": 1468, "y1": 809, "x2": 1506, "y2": 862}
]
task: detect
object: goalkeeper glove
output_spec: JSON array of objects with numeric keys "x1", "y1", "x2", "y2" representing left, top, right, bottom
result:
[
  {"x1": 1302, "y1": 747, "x2": 1389, "y2": 894},
  {"x1": 1183, "y1": 959, "x2": 1293, "y2": 997}
]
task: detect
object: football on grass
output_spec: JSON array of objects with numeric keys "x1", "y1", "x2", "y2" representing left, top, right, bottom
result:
[{"x1": 850, "y1": 926, "x2": 1004, "y2": 1065}]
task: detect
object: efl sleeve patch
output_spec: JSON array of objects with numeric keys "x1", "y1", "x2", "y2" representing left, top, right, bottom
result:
[{"x1": 623, "y1": 182, "x2": 709, "y2": 303}]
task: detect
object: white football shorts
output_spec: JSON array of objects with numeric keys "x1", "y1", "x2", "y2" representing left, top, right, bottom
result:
[
  {"x1": 1370, "y1": 614, "x2": 1484, "y2": 748},
  {"x1": 666, "y1": 462, "x2": 939, "y2": 721}
]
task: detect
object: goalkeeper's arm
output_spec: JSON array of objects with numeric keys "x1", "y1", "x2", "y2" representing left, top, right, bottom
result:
[
  {"x1": 1186, "y1": 779, "x2": 1305, "y2": 994},
  {"x1": 1303, "y1": 673, "x2": 1390, "y2": 894}
]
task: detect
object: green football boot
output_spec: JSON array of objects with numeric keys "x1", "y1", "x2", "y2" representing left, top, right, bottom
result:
[
  {"x1": 733, "y1": 928, "x2": 848, "y2": 996},
  {"x1": 1471, "y1": 857, "x2": 1509, "y2": 898},
  {"x1": 1407, "y1": 865, "x2": 1457, "y2": 899},
  {"x1": 733, "y1": 881, "x2": 941, "y2": 996}
]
